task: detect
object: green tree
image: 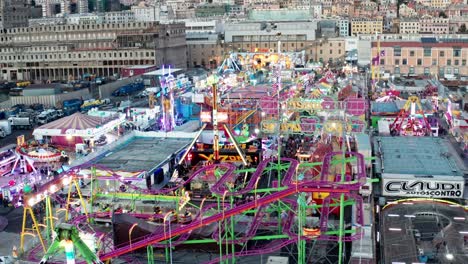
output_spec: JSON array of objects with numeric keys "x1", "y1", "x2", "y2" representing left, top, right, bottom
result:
[{"x1": 439, "y1": 11, "x2": 448, "y2": 18}]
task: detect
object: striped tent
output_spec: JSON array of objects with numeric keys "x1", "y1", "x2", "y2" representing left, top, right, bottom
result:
[
  {"x1": 33, "y1": 112, "x2": 120, "y2": 146},
  {"x1": 36, "y1": 112, "x2": 103, "y2": 131}
]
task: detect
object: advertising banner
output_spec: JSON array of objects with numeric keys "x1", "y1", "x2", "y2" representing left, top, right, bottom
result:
[{"x1": 382, "y1": 178, "x2": 464, "y2": 198}]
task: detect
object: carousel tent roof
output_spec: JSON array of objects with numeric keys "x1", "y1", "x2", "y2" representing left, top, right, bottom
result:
[
  {"x1": 36, "y1": 112, "x2": 104, "y2": 130},
  {"x1": 33, "y1": 112, "x2": 121, "y2": 138}
]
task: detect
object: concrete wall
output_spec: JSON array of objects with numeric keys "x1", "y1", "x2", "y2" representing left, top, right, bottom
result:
[
  {"x1": 10, "y1": 89, "x2": 91, "y2": 108},
  {"x1": 98, "y1": 76, "x2": 140, "y2": 99}
]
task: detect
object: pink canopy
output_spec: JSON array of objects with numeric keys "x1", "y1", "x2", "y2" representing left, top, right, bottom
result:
[
  {"x1": 33, "y1": 112, "x2": 122, "y2": 146},
  {"x1": 37, "y1": 112, "x2": 103, "y2": 132}
]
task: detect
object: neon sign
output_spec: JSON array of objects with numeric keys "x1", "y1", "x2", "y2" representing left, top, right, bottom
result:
[{"x1": 286, "y1": 98, "x2": 323, "y2": 113}]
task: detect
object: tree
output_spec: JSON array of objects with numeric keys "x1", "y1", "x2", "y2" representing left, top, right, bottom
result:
[
  {"x1": 439, "y1": 11, "x2": 448, "y2": 18},
  {"x1": 459, "y1": 24, "x2": 467, "y2": 33}
]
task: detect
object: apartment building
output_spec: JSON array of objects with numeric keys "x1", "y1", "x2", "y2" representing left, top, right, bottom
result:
[
  {"x1": 351, "y1": 18, "x2": 383, "y2": 35},
  {"x1": 371, "y1": 37, "x2": 468, "y2": 77},
  {"x1": 399, "y1": 18, "x2": 420, "y2": 34},
  {"x1": 0, "y1": 22, "x2": 187, "y2": 81},
  {"x1": 420, "y1": 15, "x2": 449, "y2": 34}
]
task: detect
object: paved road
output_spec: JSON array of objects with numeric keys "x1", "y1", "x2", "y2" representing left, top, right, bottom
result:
[{"x1": 0, "y1": 128, "x2": 34, "y2": 147}]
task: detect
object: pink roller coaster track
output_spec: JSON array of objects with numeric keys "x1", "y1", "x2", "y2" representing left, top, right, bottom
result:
[{"x1": 32, "y1": 151, "x2": 366, "y2": 262}]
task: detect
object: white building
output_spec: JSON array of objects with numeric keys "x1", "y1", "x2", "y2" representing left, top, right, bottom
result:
[
  {"x1": 310, "y1": 2, "x2": 323, "y2": 19},
  {"x1": 66, "y1": 14, "x2": 103, "y2": 25},
  {"x1": 338, "y1": 19, "x2": 349, "y2": 37},
  {"x1": 103, "y1": 11, "x2": 136, "y2": 24},
  {"x1": 132, "y1": 5, "x2": 158, "y2": 21}
]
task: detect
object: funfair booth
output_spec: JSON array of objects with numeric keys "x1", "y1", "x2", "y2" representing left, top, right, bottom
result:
[{"x1": 32, "y1": 112, "x2": 125, "y2": 147}]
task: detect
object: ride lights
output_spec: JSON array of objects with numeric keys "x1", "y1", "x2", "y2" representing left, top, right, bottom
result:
[
  {"x1": 49, "y1": 184, "x2": 57, "y2": 193},
  {"x1": 27, "y1": 197, "x2": 36, "y2": 207},
  {"x1": 62, "y1": 177, "x2": 72, "y2": 185}
]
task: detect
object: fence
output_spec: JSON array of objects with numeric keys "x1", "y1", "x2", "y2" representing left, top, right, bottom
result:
[{"x1": 9, "y1": 89, "x2": 91, "y2": 108}]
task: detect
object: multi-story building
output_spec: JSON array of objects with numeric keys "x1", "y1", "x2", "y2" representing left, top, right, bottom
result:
[
  {"x1": 331, "y1": 3, "x2": 354, "y2": 17},
  {"x1": 398, "y1": 3, "x2": 418, "y2": 18},
  {"x1": 185, "y1": 20, "x2": 224, "y2": 68},
  {"x1": 419, "y1": 15, "x2": 449, "y2": 34},
  {"x1": 224, "y1": 20, "x2": 318, "y2": 59},
  {"x1": 429, "y1": 0, "x2": 450, "y2": 8},
  {"x1": 356, "y1": 0, "x2": 379, "y2": 18},
  {"x1": 195, "y1": 4, "x2": 227, "y2": 18},
  {"x1": 371, "y1": 36, "x2": 468, "y2": 77},
  {"x1": 338, "y1": 19, "x2": 350, "y2": 37},
  {"x1": 103, "y1": 11, "x2": 136, "y2": 24},
  {"x1": 309, "y1": 2, "x2": 323, "y2": 19},
  {"x1": 0, "y1": 0, "x2": 33, "y2": 29},
  {"x1": 398, "y1": 18, "x2": 420, "y2": 34},
  {"x1": 0, "y1": 22, "x2": 187, "y2": 81},
  {"x1": 315, "y1": 37, "x2": 346, "y2": 64},
  {"x1": 350, "y1": 18, "x2": 383, "y2": 35}
]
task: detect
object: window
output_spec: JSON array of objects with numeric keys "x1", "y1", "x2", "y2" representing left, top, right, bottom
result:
[
  {"x1": 463, "y1": 60, "x2": 467, "y2": 66},
  {"x1": 447, "y1": 59, "x2": 451, "y2": 66},
  {"x1": 380, "y1": 59, "x2": 385, "y2": 65},
  {"x1": 330, "y1": 49, "x2": 332, "y2": 54},
  {"x1": 455, "y1": 60, "x2": 459, "y2": 66},
  {"x1": 439, "y1": 51, "x2": 445, "y2": 57},
  {"x1": 402, "y1": 59, "x2": 407, "y2": 65},
  {"x1": 409, "y1": 67, "x2": 415, "y2": 74},
  {"x1": 395, "y1": 59, "x2": 400, "y2": 65},
  {"x1": 394, "y1": 46, "x2": 401, "y2": 56},
  {"x1": 453, "y1": 48, "x2": 461, "y2": 57},
  {"x1": 417, "y1": 59, "x2": 422, "y2": 65},
  {"x1": 432, "y1": 59, "x2": 437, "y2": 65},
  {"x1": 454, "y1": 68, "x2": 459, "y2": 75},
  {"x1": 410, "y1": 51, "x2": 415, "y2": 56},
  {"x1": 424, "y1": 67, "x2": 430, "y2": 76},
  {"x1": 439, "y1": 67, "x2": 444, "y2": 76},
  {"x1": 394, "y1": 67, "x2": 400, "y2": 74},
  {"x1": 446, "y1": 68, "x2": 452, "y2": 74}
]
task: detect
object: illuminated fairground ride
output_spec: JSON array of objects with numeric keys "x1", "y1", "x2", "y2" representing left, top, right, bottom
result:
[
  {"x1": 21, "y1": 150, "x2": 369, "y2": 264},
  {"x1": 390, "y1": 96, "x2": 432, "y2": 136},
  {"x1": 20, "y1": 80, "x2": 372, "y2": 264}
]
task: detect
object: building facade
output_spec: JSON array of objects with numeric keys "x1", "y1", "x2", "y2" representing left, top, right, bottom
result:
[
  {"x1": 398, "y1": 18, "x2": 420, "y2": 34},
  {"x1": 0, "y1": 0, "x2": 33, "y2": 29},
  {"x1": 224, "y1": 21, "x2": 317, "y2": 59},
  {"x1": 0, "y1": 22, "x2": 187, "y2": 81},
  {"x1": 186, "y1": 20, "x2": 224, "y2": 68},
  {"x1": 351, "y1": 18, "x2": 383, "y2": 35},
  {"x1": 371, "y1": 37, "x2": 468, "y2": 77},
  {"x1": 419, "y1": 16, "x2": 449, "y2": 34}
]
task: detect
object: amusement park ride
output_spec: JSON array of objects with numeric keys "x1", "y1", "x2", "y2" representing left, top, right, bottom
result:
[
  {"x1": 390, "y1": 96, "x2": 432, "y2": 136},
  {"x1": 17, "y1": 52, "x2": 375, "y2": 264}
]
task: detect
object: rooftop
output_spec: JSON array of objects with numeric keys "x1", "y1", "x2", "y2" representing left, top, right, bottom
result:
[
  {"x1": 94, "y1": 137, "x2": 191, "y2": 173},
  {"x1": 144, "y1": 68, "x2": 183, "y2": 76},
  {"x1": 373, "y1": 137, "x2": 465, "y2": 177}
]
